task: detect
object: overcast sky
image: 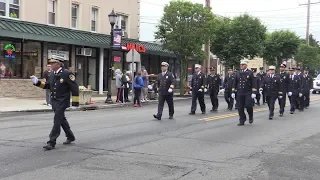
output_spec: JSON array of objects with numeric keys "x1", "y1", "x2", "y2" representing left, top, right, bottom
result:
[{"x1": 139, "y1": 0, "x2": 320, "y2": 42}]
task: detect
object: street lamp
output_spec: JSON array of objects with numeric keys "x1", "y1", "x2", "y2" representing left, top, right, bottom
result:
[{"x1": 105, "y1": 9, "x2": 118, "y2": 104}]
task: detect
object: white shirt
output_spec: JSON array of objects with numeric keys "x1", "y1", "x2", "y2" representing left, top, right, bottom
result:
[
  {"x1": 162, "y1": 71, "x2": 167, "y2": 76},
  {"x1": 54, "y1": 67, "x2": 62, "y2": 74}
]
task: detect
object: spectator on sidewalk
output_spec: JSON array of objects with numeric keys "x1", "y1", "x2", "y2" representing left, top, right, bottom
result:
[
  {"x1": 133, "y1": 72, "x2": 144, "y2": 107},
  {"x1": 115, "y1": 69, "x2": 124, "y2": 103},
  {"x1": 122, "y1": 70, "x2": 130, "y2": 103},
  {"x1": 141, "y1": 69, "x2": 149, "y2": 102},
  {"x1": 43, "y1": 64, "x2": 52, "y2": 106}
]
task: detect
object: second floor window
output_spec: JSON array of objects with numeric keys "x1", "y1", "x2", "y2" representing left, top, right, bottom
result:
[
  {"x1": 71, "y1": 4, "x2": 78, "y2": 28},
  {"x1": 91, "y1": 8, "x2": 98, "y2": 31},
  {"x1": 0, "y1": 0, "x2": 19, "y2": 18},
  {"x1": 48, "y1": 0, "x2": 56, "y2": 25}
]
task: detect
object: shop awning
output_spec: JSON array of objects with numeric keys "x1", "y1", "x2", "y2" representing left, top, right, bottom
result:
[{"x1": 0, "y1": 18, "x2": 175, "y2": 57}]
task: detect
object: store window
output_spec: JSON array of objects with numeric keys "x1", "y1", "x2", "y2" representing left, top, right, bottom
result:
[
  {"x1": 0, "y1": 41, "x2": 21, "y2": 78},
  {"x1": 149, "y1": 55, "x2": 160, "y2": 75},
  {"x1": 48, "y1": 0, "x2": 56, "y2": 25},
  {"x1": 22, "y1": 41, "x2": 41, "y2": 78},
  {"x1": 0, "y1": 0, "x2": 19, "y2": 18},
  {"x1": 71, "y1": 3, "x2": 79, "y2": 28}
]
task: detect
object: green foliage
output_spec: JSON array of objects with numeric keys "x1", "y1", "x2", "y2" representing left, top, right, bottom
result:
[
  {"x1": 211, "y1": 14, "x2": 267, "y2": 67},
  {"x1": 295, "y1": 44, "x2": 320, "y2": 69},
  {"x1": 263, "y1": 30, "x2": 300, "y2": 65},
  {"x1": 155, "y1": 0, "x2": 217, "y2": 94}
]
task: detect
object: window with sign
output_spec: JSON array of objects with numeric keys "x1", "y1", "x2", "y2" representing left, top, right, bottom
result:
[
  {"x1": 0, "y1": 0, "x2": 19, "y2": 18},
  {"x1": 71, "y1": 4, "x2": 78, "y2": 28},
  {"x1": 48, "y1": 0, "x2": 56, "y2": 25},
  {"x1": 0, "y1": 41, "x2": 21, "y2": 78}
]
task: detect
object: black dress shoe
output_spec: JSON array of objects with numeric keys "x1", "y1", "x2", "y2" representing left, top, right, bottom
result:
[
  {"x1": 153, "y1": 114, "x2": 161, "y2": 120},
  {"x1": 249, "y1": 118, "x2": 253, "y2": 124},
  {"x1": 269, "y1": 117, "x2": 273, "y2": 120},
  {"x1": 169, "y1": 116, "x2": 173, "y2": 119},
  {"x1": 189, "y1": 112, "x2": 195, "y2": 115},
  {"x1": 202, "y1": 111, "x2": 206, "y2": 114},
  {"x1": 290, "y1": 111, "x2": 294, "y2": 114},
  {"x1": 63, "y1": 139, "x2": 75, "y2": 145},
  {"x1": 43, "y1": 144, "x2": 55, "y2": 150},
  {"x1": 279, "y1": 113, "x2": 283, "y2": 117},
  {"x1": 238, "y1": 122, "x2": 245, "y2": 126}
]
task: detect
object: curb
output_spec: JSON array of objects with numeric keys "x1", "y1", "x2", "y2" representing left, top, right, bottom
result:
[{"x1": 1, "y1": 97, "x2": 193, "y2": 113}]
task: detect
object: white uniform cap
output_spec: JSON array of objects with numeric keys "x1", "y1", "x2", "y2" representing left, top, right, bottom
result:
[
  {"x1": 240, "y1": 59, "x2": 248, "y2": 65},
  {"x1": 195, "y1": 64, "x2": 201, "y2": 68},
  {"x1": 269, "y1": 65, "x2": 276, "y2": 70},
  {"x1": 161, "y1": 62, "x2": 169, "y2": 67}
]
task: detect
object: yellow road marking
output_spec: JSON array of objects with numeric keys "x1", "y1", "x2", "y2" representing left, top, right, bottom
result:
[{"x1": 198, "y1": 97, "x2": 320, "y2": 121}]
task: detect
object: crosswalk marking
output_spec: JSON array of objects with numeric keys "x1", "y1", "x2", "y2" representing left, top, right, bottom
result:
[{"x1": 198, "y1": 97, "x2": 320, "y2": 121}]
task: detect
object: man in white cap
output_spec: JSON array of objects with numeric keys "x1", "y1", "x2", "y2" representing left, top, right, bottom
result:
[
  {"x1": 231, "y1": 59, "x2": 257, "y2": 125},
  {"x1": 153, "y1": 62, "x2": 175, "y2": 120},
  {"x1": 30, "y1": 55, "x2": 79, "y2": 150},
  {"x1": 189, "y1": 64, "x2": 207, "y2": 115},
  {"x1": 259, "y1": 65, "x2": 283, "y2": 120},
  {"x1": 277, "y1": 63, "x2": 289, "y2": 116}
]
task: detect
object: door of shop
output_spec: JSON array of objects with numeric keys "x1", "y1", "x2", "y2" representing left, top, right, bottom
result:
[{"x1": 75, "y1": 56, "x2": 97, "y2": 90}]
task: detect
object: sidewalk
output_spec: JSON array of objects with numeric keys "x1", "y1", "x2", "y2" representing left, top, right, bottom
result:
[{"x1": 0, "y1": 94, "x2": 192, "y2": 113}]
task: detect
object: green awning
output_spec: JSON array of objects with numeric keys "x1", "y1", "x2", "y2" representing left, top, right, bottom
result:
[{"x1": 0, "y1": 18, "x2": 175, "y2": 57}]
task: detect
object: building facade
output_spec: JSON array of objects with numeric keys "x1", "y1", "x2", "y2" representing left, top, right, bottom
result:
[{"x1": 0, "y1": 0, "x2": 176, "y2": 98}]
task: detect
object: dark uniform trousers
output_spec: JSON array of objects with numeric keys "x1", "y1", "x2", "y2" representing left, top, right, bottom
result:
[
  {"x1": 223, "y1": 74, "x2": 234, "y2": 110},
  {"x1": 156, "y1": 71, "x2": 175, "y2": 117},
  {"x1": 35, "y1": 68, "x2": 79, "y2": 146},
  {"x1": 278, "y1": 72, "x2": 289, "y2": 114},
  {"x1": 257, "y1": 72, "x2": 267, "y2": 103},
  {"x1": 261, "y1": 75, "x2": 282, "y2": 117},
  {"x1": 207, "y1": 74, "x2": 221, "y2": 110},
  {"x1": 232, "y1": 69, "x2": 257, "y2": 122},
  {"x1": 190, "y1": 72, "x2": 206, "y2": 113},
  {"x1": 288, "y1": 75, "x2": 301, "y2": 112}
]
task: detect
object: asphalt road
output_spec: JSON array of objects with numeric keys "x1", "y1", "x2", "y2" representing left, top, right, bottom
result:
[{"x1": 1, "y1": 94, "x2": 320, "y2": 180}]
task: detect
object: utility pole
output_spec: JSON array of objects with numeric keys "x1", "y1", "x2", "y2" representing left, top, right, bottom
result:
[
  {"x1": 204, "y1": 0, "x2": 211, "y2": 75},
  {"x1": 300, "y1": 0, "x2": 320, "y2": 45}
]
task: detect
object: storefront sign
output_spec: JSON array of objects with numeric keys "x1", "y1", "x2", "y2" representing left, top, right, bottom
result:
[
  {"x1": 126, "y1": 43, "x2": 146, "y2": 53},
  {"x1": 48, "y1": 50, "x2": 69, "y2": 60},
  {"x1": 113, "y1": 29, "x2": 122, "y2": 48},
  {"x1": 4, "y1": 44, "x2": 16, "y2": 59},
  {"x1": 114, "y1": 56, "x2": 121, "y2": 62}
]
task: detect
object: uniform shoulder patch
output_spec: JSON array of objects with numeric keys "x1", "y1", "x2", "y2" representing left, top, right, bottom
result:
[{"x1": 69, "y1": 74, "x2": 76, "y2": 81}]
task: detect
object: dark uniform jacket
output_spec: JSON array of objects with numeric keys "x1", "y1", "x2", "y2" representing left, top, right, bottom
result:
[
  {"x1": 35, "y1": 68, "x2": 79, "y2": 109},
  {"x1": 207, "y1": 73, "x2": 221, "y2": 93},
  {"x1": 288, "y1": 74, "x2": 301, "y2": 95},
  {"x1": 157, "y1": 71, "x2": 175, "y2": 96},
  {"x1": 253, "y1": 76, "x2": 261, "y2": 95},
  {"x1": 224, "y1": 74, "x2": 235, "y2": 93},
  {"x1": 260, "y1": 74, "x2": 282, "y2": 96},
  {"x1": 191, "y1": 72, "x2": 206, "y2": 91},
  {"x1": 278, "y1": 71, "x2": 290, "y2": 93},
  {"x1": 257, "y1": 72, "x2": 266, "y2": 82},
  {"x1": 232, "y1": 69, "x2": 257, "y2": 95},
  {"x1": 296, "y1": 72, "x2": 305, "y2": 90},
  {"x1": 302, "y1": 74, "x2": 313, "y2": 94}
]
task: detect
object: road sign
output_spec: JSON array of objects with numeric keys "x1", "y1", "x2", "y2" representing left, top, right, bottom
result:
[{"x1": 126, "y1": 49, "x2": 140, "y2": 63}]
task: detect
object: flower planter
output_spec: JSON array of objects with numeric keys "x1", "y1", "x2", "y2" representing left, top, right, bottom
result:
[{"x1": 79, "y1": 90, "x2": 93, "y2": 105}]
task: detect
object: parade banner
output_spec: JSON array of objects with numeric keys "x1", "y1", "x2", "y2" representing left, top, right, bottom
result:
[{"x1": 113, "y1": 29, "x2": 122, "y2": 48}]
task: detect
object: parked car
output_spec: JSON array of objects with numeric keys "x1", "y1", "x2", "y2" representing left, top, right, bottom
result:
[{"x1": 312, "y1": 74, "x2": 320, "y2": 94}]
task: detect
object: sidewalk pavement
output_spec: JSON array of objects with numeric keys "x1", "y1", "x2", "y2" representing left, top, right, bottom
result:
[{"x1": 0, "y1": 94, "x2": 192, "y2": 113}]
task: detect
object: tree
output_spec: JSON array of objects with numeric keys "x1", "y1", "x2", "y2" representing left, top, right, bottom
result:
[
  {"x1": 295, "y1": 43, "x2": 320, "y2": 69},
  {"x1": 263, "y1": 30, "x2": 300, "y2": 65},
  {"x1": 155, "y1": 0, "x2": 217, "y2": 95},
  {"x1": 211, "y1": 14, "x2": 267, "y2": 68}
]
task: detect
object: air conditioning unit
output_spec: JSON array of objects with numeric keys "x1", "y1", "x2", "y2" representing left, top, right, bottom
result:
[
  {"x1": 122, "y1": 30, "x2": 128, "y2": 38},
  {"x1": 76, "y1": 48, "x2": 92, "y2": 56}
]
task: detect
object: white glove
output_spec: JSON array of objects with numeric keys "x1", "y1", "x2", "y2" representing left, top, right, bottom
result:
[
  {"x1": 30, "y1": 75, "x2": 39, "y2": 84},
  {"x1": 204, "y1": 88, "x2": 207, "y2": 93},
  {"x1": 198, "y1": 89, "x2": 203, "y2": 92},
  {"x1": 259, "y1": 91, "x2": 263, "y2": 95},
  {"x1": 231, "y1": 93, "x2": 235, "y2": 99},
  {"x1": 279, "y1": 96, "x2": 283, "y2": 99},
  {"x1": 189, "y1": 91, "x2": 192, "y2": 94},
  {"x1": 219, "y1": 89, "x2": 225, "y2": 93},
  {"x1": 288, "y1": 92, "x2": 292, "y2": 96},
  {"x1": 299, "y1": 93, "x2": 303, "y2": 97},
  {"x1": 251, "y1": 94, "x2": 256, "y2": 99},
  {"x1": 70, "y1": 106, "x2": 78, "y2": 110},
  {"x1": 168, "y1": 88, "x2": 173, "y2": 93}
]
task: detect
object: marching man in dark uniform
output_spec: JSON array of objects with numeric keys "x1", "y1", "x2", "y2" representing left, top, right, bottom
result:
[
  {"x1": 223, "y1": 67, "x2": 235, "y2": 110},
  {"x1": 30, "y1": 55, "x2": 79, "y2": 150},
  {"x1": 287, "y1": 67, "x2": 301, "y2": 114},
  {"x1": 233, "y1": 69, "x2": 239, "y2": 109},
  {"x1": 277, "y1": 63, "x2": 289, "y2": 116},
  {"x1": 295, "y1": 67, "x2": 304, "y2": 111},
  {"x1": 302, "y1": 67, "x2": 313, "y2": 109},
  {"x1": 259, "y1": 66, "x2": 283, "y2": 120},
  {"x1": 257, "y1": 67, "x2": 267, "y2": 105},
  {"x1": 251, "y1": 68, "x2": 260, "y2": 106},
  {"x1": 207, "y1": 67, "x2": 221, "y2": 112},
  {"x1": 189, "y1": 64, "x2": 207, "y2": 115},
  {"x1": 232, "y1": 59, "x2": 257, "y2": 126},
  {"x1": 153, "y1": 62, "x2": 175, "y2": 120}
]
